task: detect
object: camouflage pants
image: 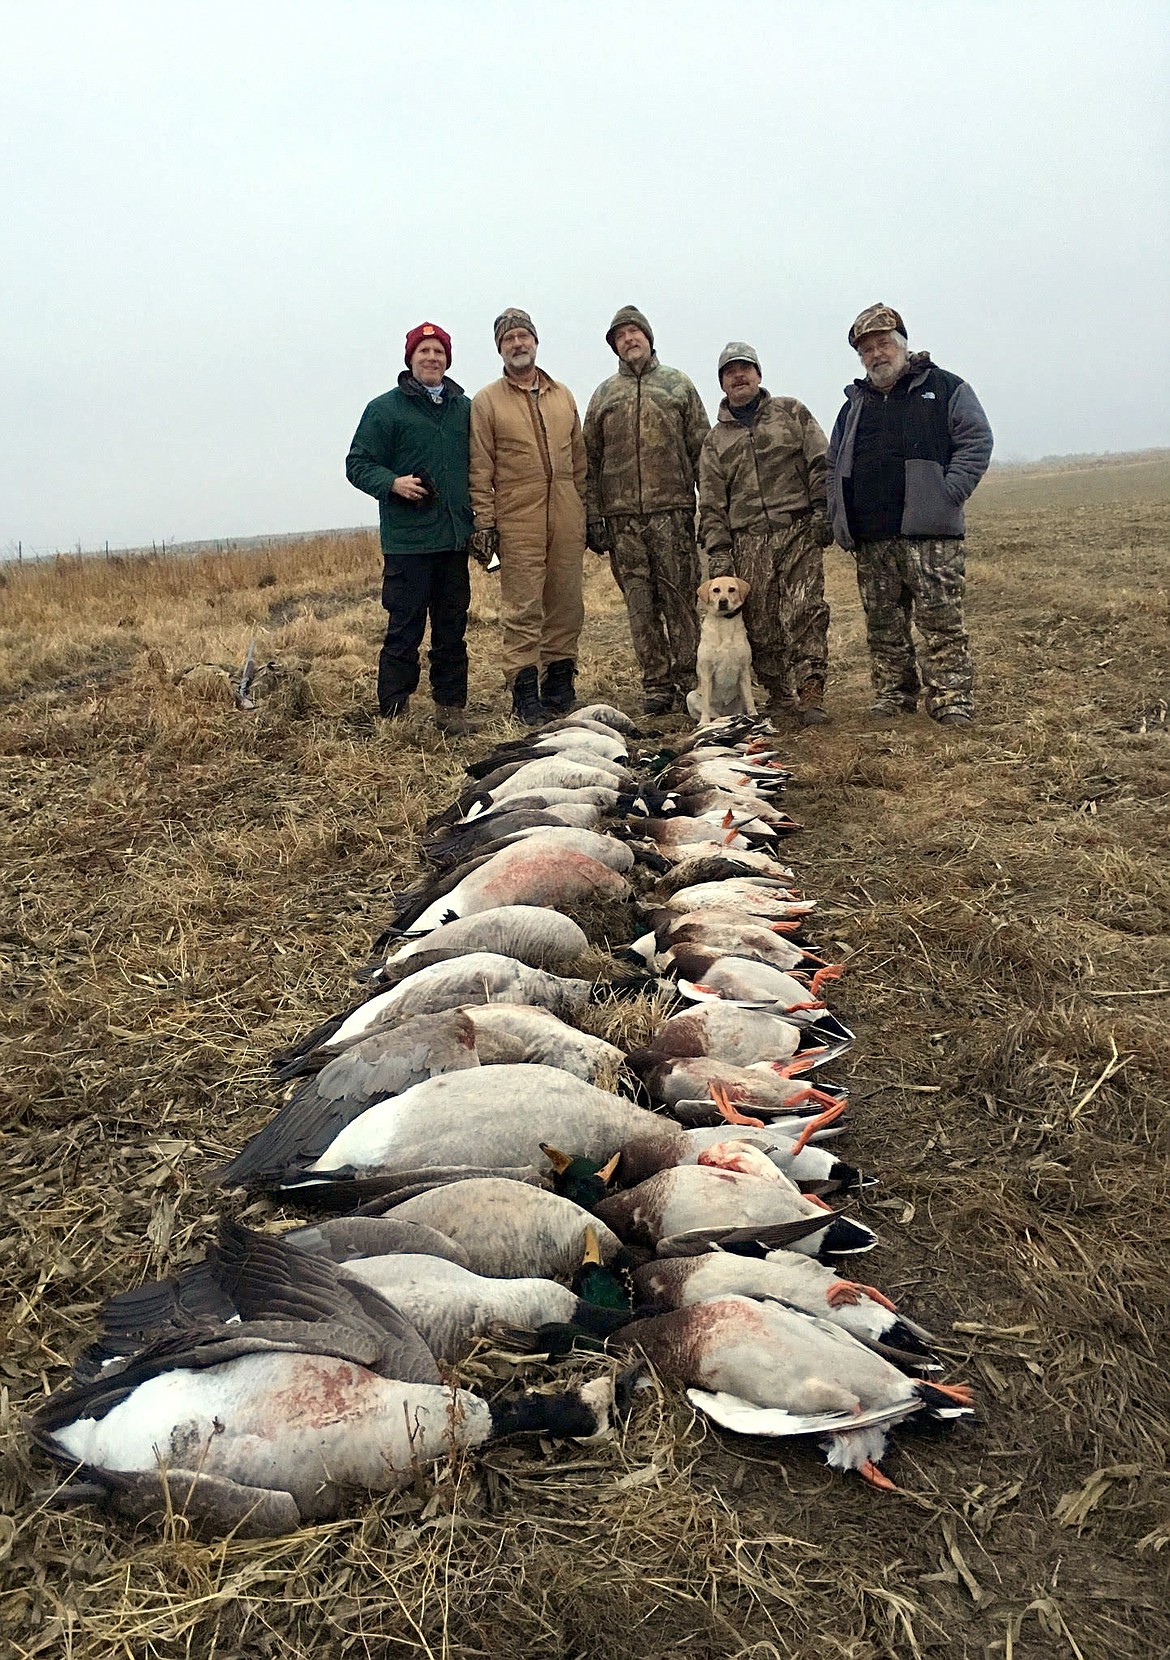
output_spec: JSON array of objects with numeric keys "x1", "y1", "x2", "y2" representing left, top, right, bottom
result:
[
  {"x1": 854, "y1": 538, "x2": 973, "y2": 717},
  {"x1": 608, "y1": 509, "x2": 701, "y2": 697},
  {"x1": 720, "y1": 519, "x2": 829, "y2": 703}
]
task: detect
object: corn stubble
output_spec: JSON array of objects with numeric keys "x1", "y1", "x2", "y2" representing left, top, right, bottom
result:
[{"x1": 2, "y1": 459, "x2": 1169, "y2": 1658}]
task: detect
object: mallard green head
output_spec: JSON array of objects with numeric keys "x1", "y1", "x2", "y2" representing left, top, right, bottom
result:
[{"x1": 541, "y1": 1144, "x2": 618, "y2": 1209}]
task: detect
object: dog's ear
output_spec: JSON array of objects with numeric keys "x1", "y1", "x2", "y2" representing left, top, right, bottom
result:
[
  {"x1": 696, "y1": 581, "x2": 712, "y2": 605},
  {"x1": 736, "y1": 578, "x2": 751, "y2": 598}
]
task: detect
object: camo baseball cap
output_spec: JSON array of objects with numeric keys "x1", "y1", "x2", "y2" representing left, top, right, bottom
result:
[
  {"x1": 717, "y1": 341, "x2": 762, "y2": 380},
  {"x1": 848, "y1": 304, "x2": 907, "y2": 349}
]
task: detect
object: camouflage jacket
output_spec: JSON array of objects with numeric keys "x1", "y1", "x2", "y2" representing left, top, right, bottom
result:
[
  {"x1": 698, "y1": 391, "x2": 828, "y2": 568},
  {"x1": 583, "y1": 356, "x2": 710, "y2": 519}
]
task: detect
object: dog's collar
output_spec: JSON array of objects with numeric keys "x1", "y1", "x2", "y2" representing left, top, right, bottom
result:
[{"x1": 712, "y1": 605, "x2": 745, "y2": 619}]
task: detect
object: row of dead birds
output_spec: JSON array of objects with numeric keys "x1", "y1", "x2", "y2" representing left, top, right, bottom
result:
[{"x1": 33, "y1": 704, "x2": 973, "y2": 1536}]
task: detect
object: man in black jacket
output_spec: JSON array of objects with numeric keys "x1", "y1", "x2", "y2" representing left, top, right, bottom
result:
[
  {"x1": 346, "y1": 321, "x2": 481, "y2": 733},
  {"x1": 827, "y1": 304, "x2": 993, "y2": 728}
]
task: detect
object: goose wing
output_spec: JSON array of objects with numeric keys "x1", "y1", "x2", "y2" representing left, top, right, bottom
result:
[{"x1": 221, "y1": 1011, "x2": 479, "y2": 1187}]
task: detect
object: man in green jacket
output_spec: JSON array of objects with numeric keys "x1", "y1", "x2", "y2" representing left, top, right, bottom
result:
[
  {"x1": 346, "y1": 321, "x2": 480, "y2": 733},
  {"x1": 583, "y1": 305, "x2": 710, "y2": 716}
]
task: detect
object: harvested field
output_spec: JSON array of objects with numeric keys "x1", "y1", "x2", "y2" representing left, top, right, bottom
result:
[{"x1": 2, "y1": 455, "x2": 1168, "y2": 1658}]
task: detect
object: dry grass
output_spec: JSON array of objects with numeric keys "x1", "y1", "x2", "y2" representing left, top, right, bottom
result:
[{"x1": 2, "y1": 459, "x2": 1169, "y2": 1657}]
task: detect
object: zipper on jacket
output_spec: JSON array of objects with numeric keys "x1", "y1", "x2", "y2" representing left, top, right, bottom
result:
[
  {"x1": 525, "y1": 380, "x2": 555, "y2": 539},
  {"x1": 635, "y1": 376, "x2": 643, "y2": 514},
  {"x1": 749, "y1": 427, "x2": 773, "y2": 533}
]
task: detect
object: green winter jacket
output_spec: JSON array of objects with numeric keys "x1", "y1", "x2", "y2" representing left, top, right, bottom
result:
[
  {"x1": 346, "y1": 373, "x2": 473, "y2": 555},
  {"x1": 583, "y1": 356, "x2": 710, "y2": 519}
]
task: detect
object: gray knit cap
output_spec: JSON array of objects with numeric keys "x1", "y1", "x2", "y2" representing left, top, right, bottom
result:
[
  {"x1": 494, "y1": 308, "x2": 539, "y2": 351},
  {"x1": 718, "y1": 341, "x2": 762, "y2": 381},
  {"x1": 606, "y1": 304, "x2": 655, "y2": 353}
]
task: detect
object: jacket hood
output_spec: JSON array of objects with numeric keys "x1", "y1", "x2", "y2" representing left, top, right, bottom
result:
[
  {"x1": 606, "y1": 305, "x2": 655, "y2": 353},
  {"x1": 398, "y1": 370, "x2": 465, "y2": 398},
  {"x1": 846, "y1": 350, "x2": 932, "y2": 398}
]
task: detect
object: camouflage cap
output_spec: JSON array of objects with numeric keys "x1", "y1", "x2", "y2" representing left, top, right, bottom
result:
[
  {"x1": 717, "y1": 341, "x2": 762, "y2": 380},
  {"x1": 494, "y1": 308, "x2": 539, "y2": 350},
  {"x1": 848, "y1": 303, "x2": 907, "y2": 349},
  {"x1": 606, "y1": 304, "x2": 654, "y2": 353}
]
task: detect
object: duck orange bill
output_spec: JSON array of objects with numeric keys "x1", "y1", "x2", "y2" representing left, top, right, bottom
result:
[
  {"x1": 788, "y1": 1099, "x2": 849, "y2": 1156},
  {"x1": 709, "y1": 1081, "x2": 765, "y2": 1129},
  {"x1": 582, "y1": 1225, "x2": 602, "y2": 1265}
]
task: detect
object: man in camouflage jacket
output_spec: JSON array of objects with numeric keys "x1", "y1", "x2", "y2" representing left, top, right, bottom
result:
[
  {"x1": 583, "y1": 305, "x2": 710, "y2": 716},
  {"x1": 698, "y1": 343, "x2": 833, "y2": 724},
  {"x1": 827, "y1": 303, "x2": 993, "y2": 728}
]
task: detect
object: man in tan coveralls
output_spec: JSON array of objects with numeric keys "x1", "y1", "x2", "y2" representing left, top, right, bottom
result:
[
  {"x1": 698, "y1": 342, "x2": 834, "y2": 725},
  {"x1": 469, "y1": 308, "x2": 587, "y2": 726},
  {"x1": 583, "y1": 305, "x2": 710, "y2": 716}
]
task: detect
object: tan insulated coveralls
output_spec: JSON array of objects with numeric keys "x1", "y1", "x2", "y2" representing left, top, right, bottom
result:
[{"x1": 469, "y1": 372, "x2": 587, "y2": 682}]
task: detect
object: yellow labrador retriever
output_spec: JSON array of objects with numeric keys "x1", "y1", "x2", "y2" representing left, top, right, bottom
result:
[{"x1": 685, "y1": 576, "x2": 756, "y2": 726}]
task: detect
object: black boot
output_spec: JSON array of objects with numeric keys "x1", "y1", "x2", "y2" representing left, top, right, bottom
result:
[
  {"x1": 511, "y1": 665, "x2": 546, "y2": 728},
  {"x1": 540, "y1": 658, "x2": 577, "y2": 716}
]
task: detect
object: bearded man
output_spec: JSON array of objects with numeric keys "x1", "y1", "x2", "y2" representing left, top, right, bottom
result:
[
  {"x1": 826, "y1": 303, "x2": 993, "y2": 728},
  {"x1": 583, "y1": 305, "x2": 710, "y2": 716},
  {"x1": 468, "y1": 308, "x2": 587, "y2": 726}
]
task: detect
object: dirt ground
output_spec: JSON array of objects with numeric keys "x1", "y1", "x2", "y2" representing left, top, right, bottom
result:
[{"x1": 1, "y1": 453, "x2": 1168, "y2": 1658}]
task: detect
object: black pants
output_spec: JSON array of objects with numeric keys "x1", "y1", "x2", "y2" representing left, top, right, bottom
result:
[{"x1": 378, "y1": 550, "x2": 471, "y2": 712}]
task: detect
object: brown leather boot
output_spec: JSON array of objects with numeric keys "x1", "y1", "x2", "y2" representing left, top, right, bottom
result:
[
  {"x1": 797, "y1": 678, "x2": 829, "y2": 726},
  {"x1": 433, "y1": 704, "x2": 483, "y2": 736}
]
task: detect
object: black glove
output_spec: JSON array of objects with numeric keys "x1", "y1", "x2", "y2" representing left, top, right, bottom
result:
[
  {"x1": 810, "y1": 509, "x2": 834, "y2": 549},
  {"x1": 468, "y1": 527, "x2": 500, "y2": 567},
  {"x1": 586, "y1": 517, "x2": 611, "y2": 555},
  {"x1": 412, "y1": 467, "x2": 438, "y2": 505}
]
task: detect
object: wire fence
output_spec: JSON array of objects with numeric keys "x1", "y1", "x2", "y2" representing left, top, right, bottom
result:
[{"x1": 0, "y1": 527, "x2": 375, "y2": 567}]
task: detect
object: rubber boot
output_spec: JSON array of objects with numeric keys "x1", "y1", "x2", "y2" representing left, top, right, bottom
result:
[
  {"x1": 511, "y1": 665, "x2": 547, "y2": 728},
  {"x1": 540, "y1": 658, "x2": 577, "y2": 717}
]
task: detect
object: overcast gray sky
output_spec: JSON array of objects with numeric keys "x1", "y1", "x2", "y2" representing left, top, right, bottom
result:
[{"x1": 3, "y1": 0, "x2": 1167, "y2": 554}]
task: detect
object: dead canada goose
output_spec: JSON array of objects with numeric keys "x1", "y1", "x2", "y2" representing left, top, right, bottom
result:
[
  {"x1": 445, "y1": 757, "x2": 632, "y2": 822},
  {"x1": 33, "y1": 1222, "x2": 619, "y2": 1536},
  {"x1": 220, "y1": 1009, "x2": 481, "y2": 1188},
  {"x1": 612, "y1": 1295, "x2": 970, "y2": 1488},
  {"x1": 275, "y1": 954, "x2": 615, "y2": 1076},
  {"x1": 632, "y1": 1254, "x2": 940, "y2": 1370},
  {"x1": 463, "y1": 727, "x2": 629, "y2": 778},
  {"x1": 387, "y1": 829, "x2": 636, "y2": 934},
  {"x1": 566, "y1": 702, "x2": 643, "y2": 735},
  {"x1": 276, "y1": 1064, "x2": 668, "y2": 1198},
  {"x1": 369, "y1": 906, "x2": 590, "y2": 985},
  {"x1": 464, "y1": 1002, "x2": 627, "y2": 1083},
  {"x1": 420, "y1": 805, "x2": 605, "y2": 870},
  {"x1": 400, "y1": 842, "x2": 632, "y2": 936}
]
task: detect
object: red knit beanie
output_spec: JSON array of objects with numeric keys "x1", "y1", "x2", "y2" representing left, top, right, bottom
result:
[{"x1": 404, "y1": 321, "x2": 452, "y2": 370}]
